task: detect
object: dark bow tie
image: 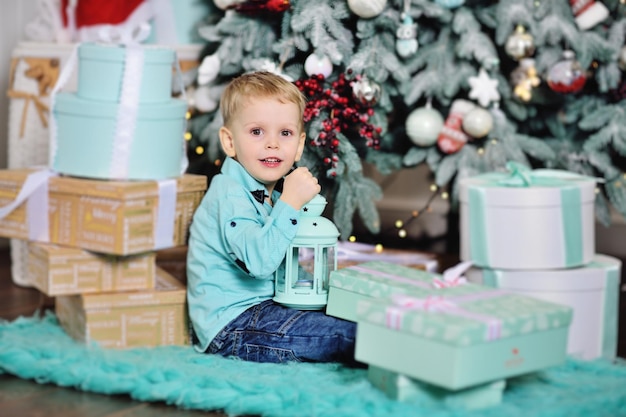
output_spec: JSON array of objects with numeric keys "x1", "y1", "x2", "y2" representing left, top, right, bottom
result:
[{"x1": 251, "y1": 190, "x2": 268, "y2": 204}]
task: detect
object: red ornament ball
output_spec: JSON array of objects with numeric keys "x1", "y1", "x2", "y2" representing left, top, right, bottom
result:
[{"x1": 547, "y1": 50, "x2": 587, "y2": 94}]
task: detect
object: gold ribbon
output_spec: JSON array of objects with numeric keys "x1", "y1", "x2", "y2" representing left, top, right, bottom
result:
[{"x1": 6, "y1": 90, "x2": 49, "y2": 138}]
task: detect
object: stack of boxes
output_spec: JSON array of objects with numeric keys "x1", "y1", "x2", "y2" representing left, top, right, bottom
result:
[
  {"x1": 458, "y1": 164, "x2": 622, "y2": 361},
  {"x1": 326, "y1": 260, "x2": 574, "y2": 409},
  {"x1": 0, "y1": 42, "x2": 207, "y2": 348}
]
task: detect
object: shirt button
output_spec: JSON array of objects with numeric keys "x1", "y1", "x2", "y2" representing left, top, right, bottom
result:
[
  {"x1": 230, "y1": 221, "x2": 237, "y2": 227},
  {"x1": 291, "y1": 219, "x2": 297, "y2": 225}
]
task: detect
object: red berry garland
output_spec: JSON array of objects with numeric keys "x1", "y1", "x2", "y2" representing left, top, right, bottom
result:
[{"x1": 295, "y1": 73, "x2": 382, "y2": 175}]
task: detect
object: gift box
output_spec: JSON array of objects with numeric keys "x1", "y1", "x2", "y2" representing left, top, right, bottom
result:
[
  {"x1": 326, "y1": 261, "x2": 440, "y2": 322},
  {"x1": 28, "y1": 242, "x2": 156, "y2": 296},
  {"x1": 459, "y1": 163, "x2": 596, "y2": 269},
  {"x1": 0, "y1": 168, "x2": 207, "y2": 255},
  {"x1": 52, "y1": 92, "x2": 188, "y2": 180},
  {"x1": 467, "y1": 254, "x2": 622, "y2": 360},
  {"x1": 354, "y1": 286, "x2": 573, "y2": 390},
  {"x1": 76, "y1": 43, "x2": 176, "y2": 103},
  {"x1": 335, "y1": 241, "x2": 438, "y2": 271},
  {"x1": 368, "y1": 365, "x2": 506, "y2": 409},
  {"x1": 55, "y1": 267, "x2": 188, "y2": 348}
]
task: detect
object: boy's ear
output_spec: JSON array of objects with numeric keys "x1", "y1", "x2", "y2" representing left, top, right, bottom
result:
[
  {"x1": 294, "y1": 132, "x2": 306, "y2": 162},
  {"x1": 219, "y1": 126, "x2": 237, "y2": 158}
]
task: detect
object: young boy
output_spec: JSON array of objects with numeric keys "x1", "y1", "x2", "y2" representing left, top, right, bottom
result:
[{"x1": 186, "y1": 71, "x2": 358, "y2": 365}]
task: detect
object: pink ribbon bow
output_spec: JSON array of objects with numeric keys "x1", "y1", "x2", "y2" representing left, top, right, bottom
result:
[{"x1": 385, "y1": 294, "x2": 458, "y2": 329}]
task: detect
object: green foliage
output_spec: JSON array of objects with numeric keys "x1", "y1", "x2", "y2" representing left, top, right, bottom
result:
[{"x1": 189, "y1": 0, "x2": 626, "y2": 236}]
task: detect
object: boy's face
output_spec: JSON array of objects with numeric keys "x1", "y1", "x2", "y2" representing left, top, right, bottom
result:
[{"x1": 219, "y1": 96, "x2": 306, "y2": 190}]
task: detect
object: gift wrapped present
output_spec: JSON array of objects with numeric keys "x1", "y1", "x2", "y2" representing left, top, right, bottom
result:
[
  {"x1": 7, "y1": 42, "x2": 76, "y2": 288},
  {"x1": 368, "y1": 365, "x2": 506, "y2": 409},
  {"x1": 355, "y1": 286, "x2": 573, "y2": 390},
  {"x1": 467, "y1": 254, "x2": 622, "y2": 361},
  {"x1": 51, "y1": 42, "x2": 189, "y2": 181},
  {"x1": 326, "y1": 258, "x2": 454, "y2": 321},
  {"x1": 0, "y1": 168, "x2": 207, "y2": 255},
  {"x1": 55, "y1": 267, "x2": 188, "y2": 349},
  {"x1": 326, "y1": 261, "x2": 447, "y2": 322},
  {"x1": 459, "y1": 162, "x2": 596, "y2": 269},
  {"x1": 28, "y1": 242, "x2": 156, "y2": 296}
]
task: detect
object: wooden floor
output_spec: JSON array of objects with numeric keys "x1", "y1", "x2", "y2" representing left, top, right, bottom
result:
[
  {"x1": 1, "y1": 245, "x2": 625, "y2": 417},
  {"x1": 0, "y1": 246, "x2": 227, "y2": 417}
]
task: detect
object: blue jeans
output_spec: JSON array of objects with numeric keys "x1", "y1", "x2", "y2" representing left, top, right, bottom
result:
[{"x1": 205, "y1": 300, "x2": 360, "y2": 366}]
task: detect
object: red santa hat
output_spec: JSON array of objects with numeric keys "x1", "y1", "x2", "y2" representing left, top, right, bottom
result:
[{"x1": 60, "y1": 0, "x2": 154, "y2": 42}]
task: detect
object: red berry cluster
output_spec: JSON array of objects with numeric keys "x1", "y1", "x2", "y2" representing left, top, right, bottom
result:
[{"x1": 295, "y1": 73, "x2": 382, "y2": 174}]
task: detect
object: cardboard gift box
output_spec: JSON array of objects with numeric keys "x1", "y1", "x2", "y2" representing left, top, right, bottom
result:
[
  {"x1": 55, "y1": 267, "x2": 188, "y2": 349},
  {"x1": 28, "y1": 241, "x2": 156, "y2": 296},
  {"x1": 0, "y1": 168, "x2": 207, "y2": 255},
  {"x1": 467, "y1": 254, "x2": 622, "y2": 361},
  {"x1": 458, "y1": 164, "x2": 596, "y2": 270},
  {"x1": 354, "y1": 286, "x2": 573, "y2": 390},
  {"x1": 327, "y1": 261, "x2": 441, "y2": 322},
  {"x1": 367, "y1": 366, "x2": 506, "y2": 409}
]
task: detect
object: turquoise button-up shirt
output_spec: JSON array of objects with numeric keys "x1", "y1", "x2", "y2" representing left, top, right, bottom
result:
[{"x1": 186, "y1": 157, "x2": 301, "y2": 352}]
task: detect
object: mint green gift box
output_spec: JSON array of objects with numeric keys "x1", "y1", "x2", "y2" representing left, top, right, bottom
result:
[
  {"x1": 327, "y1": 261, "x2": 441, "y2": 322},
  {"x1": 367, "y1": 365, "x2": 506, "y2": 409},
  {"x1": 355, "y1": 286, "x2": 573, "y2": 390}
]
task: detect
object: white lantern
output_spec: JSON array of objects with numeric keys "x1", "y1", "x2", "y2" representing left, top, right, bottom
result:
[{"x1": 274, "y1": 194, "x2": 339, "y2": 310}]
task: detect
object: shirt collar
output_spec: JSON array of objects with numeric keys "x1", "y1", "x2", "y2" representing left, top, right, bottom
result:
[{"x1": 221, "y1": 157, "x2": 269, "y2": 204}]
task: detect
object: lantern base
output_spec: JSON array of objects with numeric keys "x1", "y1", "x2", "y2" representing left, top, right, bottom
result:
[{"x1": 273, "y1": 295, "x2": 327, "y2": 311}]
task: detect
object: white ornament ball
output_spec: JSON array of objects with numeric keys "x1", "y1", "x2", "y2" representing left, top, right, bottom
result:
[
  {"x1": 304, "y1": 54, "x2": 333, "y2": 78},
  {"x1": 462, "y1": 107, "x2": 493, "y2": 139},
  {"x1": 347, "y1": 0, "x2": 387, "y2": 19},
  {"x1": 405, "y1": 106, "x2": 444, "y2": 147}
]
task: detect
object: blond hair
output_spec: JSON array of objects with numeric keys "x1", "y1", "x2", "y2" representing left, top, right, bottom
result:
[{"x1": 220, "y1": 71, "x2": 306, "y2": 130}]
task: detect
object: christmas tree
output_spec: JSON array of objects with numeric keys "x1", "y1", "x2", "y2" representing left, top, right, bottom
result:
[{"x1": 186, "y1": 0, "x2": 626, "y2": 242}]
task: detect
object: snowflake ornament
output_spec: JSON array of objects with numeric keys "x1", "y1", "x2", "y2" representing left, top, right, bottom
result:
[{"x1": 468, "y1": 68, "x2": 500, "y2": 107}]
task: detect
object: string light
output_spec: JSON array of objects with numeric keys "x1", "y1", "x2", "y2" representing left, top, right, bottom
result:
[
  {"x1": 349, "y1": 235, "x2": 357, "y2": 242},
  {"x1": 377, "y1": 186, "x2": 444, "y2": 240},
  {"x1": 184, "y1": 132, "x2": 192, "y2": 140},
  {"x1": 375, "y1": 244, "x2": 383, "y2": 253},
  {"x1": 195, "y1": 146, "x2": 204, "y2": 155},
  {"x1": 477, "y1": 147, "x2": 484, "y2": 155}
]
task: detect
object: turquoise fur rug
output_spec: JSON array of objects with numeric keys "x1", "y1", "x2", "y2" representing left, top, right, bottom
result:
[{"x1": 1, "y1": 313, "x2": 626, "y2": 417}]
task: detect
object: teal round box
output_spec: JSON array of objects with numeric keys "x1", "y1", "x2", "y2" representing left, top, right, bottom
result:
[
  {"x1": 52, "y1": 93, "x2": 187, "y2": 181},
  {"x1": 77, "y1": 43, "x2": 175, "y2": 103}
]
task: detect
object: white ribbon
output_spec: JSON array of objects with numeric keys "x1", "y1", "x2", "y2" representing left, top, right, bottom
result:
[
  {"x1": 110, "y1": 44, "x2": 144, "y2": 179},
  {"x1": 0, "y1": 168, "x2": 57, "y2": 241},
  {"x1": 433, "y1": 260, "x2": 473, "y2": 288},
  {"x1": 153, "y1": 179, "x2": 177, "y2": 250}
]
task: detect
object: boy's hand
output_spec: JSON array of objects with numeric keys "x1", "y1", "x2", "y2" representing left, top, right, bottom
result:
[{"x1": 280, "y1": 167, "x2": 321, "y2": 210}]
